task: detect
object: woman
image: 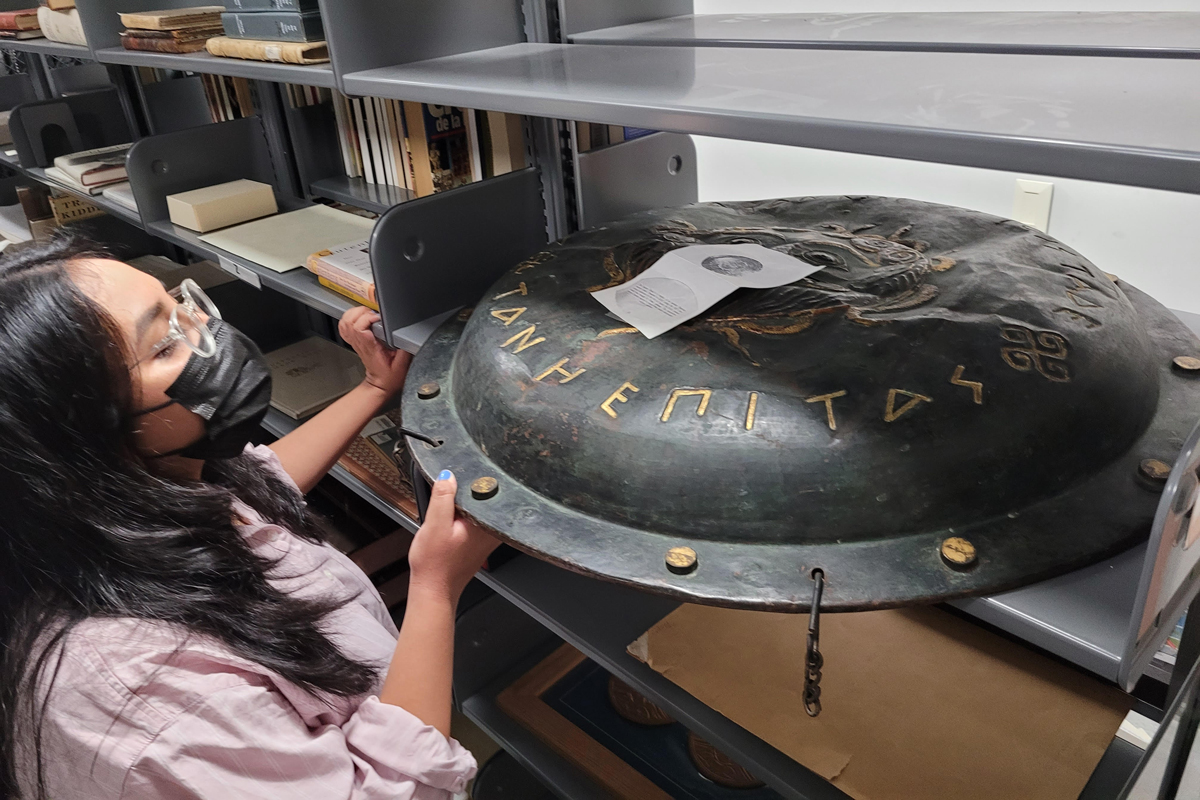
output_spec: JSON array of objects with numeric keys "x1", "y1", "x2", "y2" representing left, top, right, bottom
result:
[{"x1": 0, "y1": 237, "x2": 500, "y2": 799}]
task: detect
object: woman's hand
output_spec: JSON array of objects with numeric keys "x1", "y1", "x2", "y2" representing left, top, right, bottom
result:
[
  {"x1": 338, "y1": 307, "x2": 413, "y2": 398},
  {"x1": 407, "y1": 471, "x2": 500, "y2": 604}
]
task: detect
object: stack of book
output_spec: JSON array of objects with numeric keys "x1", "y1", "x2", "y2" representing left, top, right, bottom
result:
[
  {"x1": 0, "y1": 8, "x2": 41, "y2": 40},
  {"x1": 37, "y1": 0, "x2": 86, "y2": 47},
  {"x1": 306, "y1": 240, "x2": 375, "y2": 310},
  {"x1": 119, "y1": 6, "x2": 223, "y2": 54},
  {"x1": 205, "y1": 0, "x2": 328, "y2": 65},
  {"x1": 328, "y1": 93, "x2": 527, "y2": 200},
  {"x1": 43, "y1": 143, "x2": 131, "y2": 196}
]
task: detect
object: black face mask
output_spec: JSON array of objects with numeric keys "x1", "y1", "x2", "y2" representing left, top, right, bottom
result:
[{"x1": 137, "y1": 318, "x2": 273, "y2": 461}]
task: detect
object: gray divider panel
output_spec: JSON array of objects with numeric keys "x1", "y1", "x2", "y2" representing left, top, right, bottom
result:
[
  {"x1": 46, "y1": 63, "x2": 112, "y2": 96},
  {"x1": 10, "y1": 89, "x2": 131, "y2": 167},
  {"x1": 140, "y1": 76, "x2": 212, "y2": 135},
  {"x1": 558, "y1": 0, "x2": 691, "y2": 39},
  {"x1": 126, "y1": 116, "x2": 277, "y2": 225},
  {"x1": 319, "y1": 0, "x2": 525, "y2": 78},
  {"x1": 575, "y1": 132, "x2": 696, "y2": 229},
  {"x1": 0, "y1": 73, "x2": 38, "y2": 112},
  {"x1": 370, "y1": 168, "x2": 547, "y2": 347}
]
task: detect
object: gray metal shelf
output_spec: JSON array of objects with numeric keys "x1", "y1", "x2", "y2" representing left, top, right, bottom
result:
[
  {"x1": 473, "y1": 554, "x2": 850, "y2": 800},
  {"x1": 460, "y1": 692, "x2": 612, "y2": 800},
  {"x1": 310, "y1": 176, "x2": 413, "y2": 215},
  {"x1": 572, "y1": 11, "x2": 1200, "y2": 58},
  {"x1": 94, "y1": 46, "x2": 336, "y2": 88},
  {"x1": 0, "y1": 38, "x2": 92, "y2": 59},
  {"x1": 261, "y1": 407, "x2": 419, "y2": 532},
  {"x1": 144, "y1": 218, "x2": 356, "y2": 319},
  {"x1": 342, "y1": 43, "x2": 1200, "y2": 195}
]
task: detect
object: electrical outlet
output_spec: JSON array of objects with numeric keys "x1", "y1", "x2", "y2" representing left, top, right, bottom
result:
[{"x1": 1012, "y1": 179, "x2": 1054, "y2": 232}]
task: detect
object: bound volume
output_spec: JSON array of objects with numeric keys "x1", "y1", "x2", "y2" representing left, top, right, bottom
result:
[
  {"x1": 306, "y1": 240, "x2": 375, "y2": 308},
  {"x1": 118, "y1": 6, "x2": 223, "y2": 30},
  {"x1": 37, "y1": 6, "x2": 86, "y2": 46},
  {"x1": 205, "y1": 35, "x2": 327, "y2": 64},
  {"x1": 222, "y1": 0, "x2": 319, "y2": 10},
  {"x1": 265, "y1": 336, "x2": 365, "y2": 419},
  {"x1": 221, "y1": 10, "x2": 323, "y2": 42},
  {"x1": 0, "y1": 9, "x2": 41, "y2": 30}
]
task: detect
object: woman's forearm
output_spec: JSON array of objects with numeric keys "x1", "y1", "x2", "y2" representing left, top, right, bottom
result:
[
  {"x1": 379, "y1": 585, "x2": 457, "y2": 737},
  {"x1": 268, "y1": 381, "x2": 390, "y2": 494}
]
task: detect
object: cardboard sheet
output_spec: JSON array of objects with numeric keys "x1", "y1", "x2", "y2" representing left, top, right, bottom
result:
[{"x1": 629, "y1": 605, "x2": 1132, "y2": 800}]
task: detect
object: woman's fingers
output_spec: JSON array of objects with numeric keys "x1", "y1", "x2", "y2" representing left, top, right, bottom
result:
[{"x1": 424, "y1": 470, "x2": 457, "y2": 531}]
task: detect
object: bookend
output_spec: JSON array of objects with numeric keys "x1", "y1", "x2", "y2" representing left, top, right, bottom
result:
[
  {"x1": 45, "y1": 63, "x2": 113, "y2": 97},
  {"x1": 139, "y1": 76, "x2": 212, "y2": 136},
  {"x1": 10, "y1": 89, "x2": 132, "y2": 168},
  {"x1": 126, "y1": 115, "x2": 295, "y2": 229},
  {"x1": 575, "y1": 132, "x2": 697, "y2": 229},
  {"x1": 0, "y1": 73, "x2": 38, "y2": 115},
  {"x1": 370, "y1": 167, "x2": 547, "y2": 347}
]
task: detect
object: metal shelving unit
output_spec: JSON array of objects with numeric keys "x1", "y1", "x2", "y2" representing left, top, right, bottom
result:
[
  {"x1": 0, "y1": 38, "x2": 92, "y2": 59},
  {"x1": 341, "y1": 43, "x2": 1200, "y2": 195},
  {"x1": 94, "y1": 47, "x2": 337, "y2": 88},
  {"x1": 570, "y1": 11, "x2": 1200, "y2": 58}
]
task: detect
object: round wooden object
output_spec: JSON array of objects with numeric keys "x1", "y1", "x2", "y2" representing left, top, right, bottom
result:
[
  {"x1": 687, "y1": 733, "x2": 765, "y2": 789},
  {"x1": 606, "y1": 676, "x2": 675, "y2": 726}
]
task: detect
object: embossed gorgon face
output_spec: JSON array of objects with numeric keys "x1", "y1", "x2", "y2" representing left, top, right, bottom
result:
[{"x1": 598, "y1": 220, "x2": 956, "y2": 363}]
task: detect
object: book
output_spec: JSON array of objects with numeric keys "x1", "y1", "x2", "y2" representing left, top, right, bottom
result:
[
  {"x1": 387, "y1": 99, "x2": 411, "y2": 192},
  {"x1": 127, "y1": 255, "x2": 237, "y2": 291},
  {"x1": 44, "y1": 0, "x2": 74, "y2": 9},
  {"x1": 49, "y1": 193, "x2": 104, "y2": 225},
  {"x1": 101, "y1": 182, "x2": 138, "y2": 213},
  {"x1": 402, "y1": 102, "x2": 475, "y2": 198},
  {"x1": 0, "y1": 29, "x2": 43, "y2": 39},
  {"x1": 166, "y1": 178, "x2": 277, "y2": 233},
  {"x1": 306, "y1": 239, "x2": 374, "y2": 304},
  {"x1": 36, "y1": 6, "x2": 85, "y2": 46},
  {"x1": 0, "y1": 9, "x2": 40, "y2": 30},
  {"x1": 338, "y1": 409, "x2": 419, "y2": 521},
  {"x1": 198, "y1": 205, "x2": 374, "y2": 274},
  {"x1": 43, "y1": 167, "x2": 107, "y2": 195},
  {"x1": 264, "y1": 336, "x2": 365, "y2": 419},
  {"x1": 205, "y1": 35, "x2": 328, "y2": 64},
  {"x1": 121, "y1": 25, "x2": 223, "y2": 40},
  {"x1": 119, "y1": 6, "x2": 223, "y2": 30},
  {"x1": 221, "y1": 10, "x2": 323, "y2": 42},
  {"x1": 317, "y1": 275, "x2": 378, "y2": 311},
  {"x1": 52, "y1": 143, "x2": 131, "y2": 188},
  {"x1": 120, "y1": 32, "x2": 209, "y2": 53},
  {"x1": 223, "y1": 0, "x2": 319, "y2": 10},
  {"x1": 483, "y1": 111, "x2": 526, "y2": 178}
]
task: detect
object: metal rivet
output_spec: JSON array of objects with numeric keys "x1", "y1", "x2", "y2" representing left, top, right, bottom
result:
[
  {"x1": 470, "y1": 476, "x2": 499, "y2": 500},
  {"x1": 1139, "y1": 459, "x2": 1172, "y2": 482},
  {"x1": 1105, "y1": 272, "x2": 1119, "y2": 283},
  {"x1": 1173, "y1": 356, "x2": 1200, "y2": 373},
  {"x1": 417, "y1": 382, "x2": 441, "y2": 399},
  {"x1": 940, "y1": 537, "x2": 977, "y2": 569},
  {"x1": 665, "y1": 546, "x2": 698, "y2": 574}
]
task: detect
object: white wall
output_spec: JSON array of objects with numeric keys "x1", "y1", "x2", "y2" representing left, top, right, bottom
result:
[{"x1": 691, "y1": 1, "x2": 1200, "y2": 314}]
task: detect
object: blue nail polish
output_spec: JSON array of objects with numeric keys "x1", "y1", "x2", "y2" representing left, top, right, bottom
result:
[{"x1": 438, "y1": 469, "x2": 452, "y2": 481}]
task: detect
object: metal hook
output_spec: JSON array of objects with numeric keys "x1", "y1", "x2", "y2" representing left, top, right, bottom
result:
[
  {"x1": 803, "y1": 569, "x2": 825, "y2": 717},
  {"x1": 398, "y1": 426, "x2": 442, "y2": 448}
]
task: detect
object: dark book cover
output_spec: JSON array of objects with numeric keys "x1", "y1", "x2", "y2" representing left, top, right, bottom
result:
[
  {"x1": 222, "y1": 0, "x2": 320, "y2": 11},
  {"x1": 122, "y1": 25, "x2": 224, "y2": 41},
  {"x1": 422, "y1": 104, "x2": 472, "y2": 194},
  {"x1": 220, "y1": 10, "x2": 324, "y2": 42},
  {"x1": 120, "y1": 33, "x2": 209, "y2": 53}
]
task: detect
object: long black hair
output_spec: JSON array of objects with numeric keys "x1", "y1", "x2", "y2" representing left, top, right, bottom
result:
[{"x1": 0, "y1": 237, "x2": 378, "y2": 798}]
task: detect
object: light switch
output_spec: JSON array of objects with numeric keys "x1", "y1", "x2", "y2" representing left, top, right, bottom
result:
[{"x1": 1012, "y1": 179, "x2": 1054, "y2": 232}]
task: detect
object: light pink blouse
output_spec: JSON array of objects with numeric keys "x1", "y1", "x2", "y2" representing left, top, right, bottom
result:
[{"x1": 23, "y1": 445, "x2": 476, "y2": 800}]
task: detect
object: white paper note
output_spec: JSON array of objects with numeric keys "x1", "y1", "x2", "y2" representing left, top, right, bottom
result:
[{"x1": 591, "y1": 244, "x2": 824, "y2": 339}]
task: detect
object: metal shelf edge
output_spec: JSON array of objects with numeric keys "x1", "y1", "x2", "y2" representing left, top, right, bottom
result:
[{"x1": 94, "y1": 46, "x2": 336, "y2": 88}]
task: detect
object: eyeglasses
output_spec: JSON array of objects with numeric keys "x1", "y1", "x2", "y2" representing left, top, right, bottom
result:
[{"x1": 143, "y1": 279, "x2": 222, "y2": 362}]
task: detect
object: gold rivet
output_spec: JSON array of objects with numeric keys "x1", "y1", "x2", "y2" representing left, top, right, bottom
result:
[
  {"x1": 1173, "y1": 356, "x2": 1200, "y2": 373},
  {"x1": 940, "y1": 537, "x2": 977, "y2": 569},
  {"x1": 417, "y1": 382, "x2": 441, "y2": 399},
  {"x1": 665, "y1": 547, "x2": 698, "y2": 574},
  {"x1": 470, "y1": 476, "x2": 499, "y2": 500},
  {"x1": 1139, "y1": 459, "x2": 1172, "y2": 482}
]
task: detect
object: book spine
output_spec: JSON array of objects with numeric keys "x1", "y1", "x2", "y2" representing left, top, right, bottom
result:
[
  {"x1": 331, "y1": 91, "x2": 356, "y2": 178},
  {"x1": 220, "y1": 11, "x2": 324, "y2": 43},
  {"x1": 465, "y1": 109, "x2": 483, "y2": 184},
  {"x1": 374, "y1": 97, "x2": 397, "y2": 189},
  {"x1": 386, "y1": 100, "x2": 410, "y2": 192},
  {"x1": 223, "y1": 0, "x2": 320, "y2": 11},
  {"x1": 351, "y1": 97, "x2": 374, "y2": 185},
  {"x1": 402, "y1": 101, "x2": 434, "y2": 198},
  {"x1": 364, "y1": 97, "x2": 386, "y2": 187},
  {"x1": 316, "y1": 274, "x2": 378, "y2": 311}
]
